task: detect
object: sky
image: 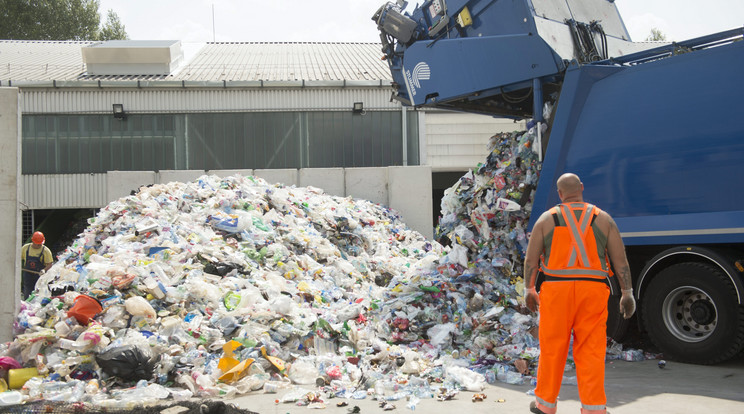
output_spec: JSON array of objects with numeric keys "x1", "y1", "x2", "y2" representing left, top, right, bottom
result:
[{"x1": 97, "y1": 0, "x2": 744, "y2": 43}]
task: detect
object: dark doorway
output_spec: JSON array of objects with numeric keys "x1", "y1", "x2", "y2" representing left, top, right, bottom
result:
[{"x1": 432, "y1": 171, "x2": 467, "y2": 231}]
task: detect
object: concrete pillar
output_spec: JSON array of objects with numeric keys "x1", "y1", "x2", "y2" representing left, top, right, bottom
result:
[{"x1": 0, "y1": 88, "x2": 21, "y2": 342}]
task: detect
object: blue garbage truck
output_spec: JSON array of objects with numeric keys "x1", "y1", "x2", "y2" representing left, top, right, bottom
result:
[{"x1": 374, "y1": 0, "x2": 744, "y2": 364}]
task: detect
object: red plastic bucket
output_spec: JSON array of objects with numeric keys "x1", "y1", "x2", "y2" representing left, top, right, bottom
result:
[{"x1": 67, "y1": 294, "x2": 103, "y2": 325}]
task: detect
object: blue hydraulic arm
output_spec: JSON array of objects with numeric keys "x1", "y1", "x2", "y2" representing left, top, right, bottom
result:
[{"x1": 373, "y1": 0, "x2": 635, "y2": 119}]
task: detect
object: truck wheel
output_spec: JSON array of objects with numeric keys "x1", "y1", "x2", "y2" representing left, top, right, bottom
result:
[{"x1": 641, "y1": 262, "x2": 744, "y2": 364}]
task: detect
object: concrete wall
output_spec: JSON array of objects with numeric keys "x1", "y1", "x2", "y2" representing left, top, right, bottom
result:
[
  {"x1": 0, "y1": 88, "x2": 21, "y2": 342},
  {"x1": 104, "y1": 167, "x2": 434, "y2": 239},
  {"x1": 345, "y1": 168, "x2": 389, "y2": 206},
  {"x1": 106, "y1": 171, "x2": 156, "y2": 202},
  {"x1": 298, "y1": 168, "x2": 345, "y2": 197}
]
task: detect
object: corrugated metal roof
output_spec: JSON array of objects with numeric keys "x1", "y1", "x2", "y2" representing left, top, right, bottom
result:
[
  {"x1": 0, "y1": 40, "x2": 93, "y2": 81},
  {"x1": 0, "y1": 40, "x2": 391, "y2": 83}
]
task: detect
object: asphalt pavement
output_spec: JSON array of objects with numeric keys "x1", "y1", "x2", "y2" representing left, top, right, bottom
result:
[{"x1": 227, "y1": 357, "x2": 744, "y2": 414}]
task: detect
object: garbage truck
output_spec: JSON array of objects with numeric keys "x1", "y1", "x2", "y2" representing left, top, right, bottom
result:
[{"x1": 373, "y1": 0, "x2": 744, "y2": 364}]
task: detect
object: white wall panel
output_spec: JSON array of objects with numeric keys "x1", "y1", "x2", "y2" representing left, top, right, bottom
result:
[
  {"x1": 208, "y1": 169, "x2": 255, "y2": 179},
  {"x1": 158, "y1": 170, "x2": 206, "y2": 185},
  {"x1": 426, "y1": 112, "x2": 526, "y2": 171},
  {"x1": 299, "y1": 168, "x2": 345, "y2": 197},
  {"x1": 254, "y1": 169, "x2": 298, "y2": 187},
  {"x1": 389, "y1": 166, "x2": 433, "y2": 240},
  {"x1": 345, "y1": 168, "x2": 388, "y2": 206},
  {"x1": 21, "y1": 88, "x2": 399, "y2": 114},
  {"x1": 21, "y1": 173, "x2": 107, "y2": 209},
  {"x1": 107, "y1": 171, "x2": 157, "y2": 202}
]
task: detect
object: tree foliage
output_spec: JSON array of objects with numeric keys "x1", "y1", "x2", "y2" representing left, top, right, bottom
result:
[
  {"x1": 99, "y1": 9, "x2": 129, "y2": 40},
  {"x1": 0, "y1": 0, "x2": 128, "y2": 41},
  {"x1": 645, "y1": 28, "x2": 667, "y2": 42}
]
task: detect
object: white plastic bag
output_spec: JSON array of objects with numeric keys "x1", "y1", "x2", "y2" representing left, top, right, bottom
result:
[
  {"x1": 427, "y1": 322, "x2": 456, "y2": 348},
  {"x1": 288, "y1": 358, "x2": 318, "y2": 385},
  {"x1": 124, "y1": 296, "x2": 156, "y2": 318},
  {"x1": 446, "y1": 365, "x2": 486, "y2": 392}
]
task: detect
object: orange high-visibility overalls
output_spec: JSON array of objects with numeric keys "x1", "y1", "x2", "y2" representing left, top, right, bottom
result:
[{"x1": 534, "y1": 202, "x2": 612, "y2": 414}]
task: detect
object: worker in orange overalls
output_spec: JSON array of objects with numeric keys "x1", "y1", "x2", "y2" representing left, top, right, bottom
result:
[{"x1": 523, "y1": 173, "x2": 636, "y2": 414}]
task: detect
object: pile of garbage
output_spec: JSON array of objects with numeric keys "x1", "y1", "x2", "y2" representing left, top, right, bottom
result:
[{"x1": 0, "y1": 124, "x2": 649, "y2": 409}]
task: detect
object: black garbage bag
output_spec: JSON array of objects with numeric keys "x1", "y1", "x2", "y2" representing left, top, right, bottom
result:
[{"x1": 95, "y1": 344, "x2": 155, "y2": 381}]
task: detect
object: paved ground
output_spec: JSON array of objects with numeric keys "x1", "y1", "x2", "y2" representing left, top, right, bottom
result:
[{"x1": 227, "y1": 356, "x2": 744, "y2": 414}]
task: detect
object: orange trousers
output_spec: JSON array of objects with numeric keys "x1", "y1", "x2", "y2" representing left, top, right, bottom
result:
[{"x1": 534, "y1": 280, "x2": 610, "y2": 414}]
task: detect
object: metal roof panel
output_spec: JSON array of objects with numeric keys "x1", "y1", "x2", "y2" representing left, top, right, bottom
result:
[{"x1": 0, "y1": 40, "x2": 391, "y2": 83}]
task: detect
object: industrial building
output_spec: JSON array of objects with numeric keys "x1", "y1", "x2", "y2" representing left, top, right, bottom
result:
[{"x1": 0, "y1": 39, "x2": 523, "y2": 337}]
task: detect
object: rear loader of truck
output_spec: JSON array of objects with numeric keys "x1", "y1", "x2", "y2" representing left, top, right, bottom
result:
[{"x1": 374, "y1": 0, "x2": 744, "y2": 363}]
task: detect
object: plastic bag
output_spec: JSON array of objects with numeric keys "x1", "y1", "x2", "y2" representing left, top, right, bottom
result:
[
  {"x1": 67, "y1": 295, "x2": 102, "y2": 325},
  {"x1": 427, "y1": 323, "x2": 456, "y2": 348},
  {"x1": 288, "y1": 358, "x2": 318, "y2": 385},
  {"x1": 95, "y1": 345, "x2": 155, "y2": 381},
  {"x1": 124, "y1": 296, "x2": 156, "y2": 318},
  {"x1": 207, "y1": 210, "x2": 253, "y2": 234},
  {"x1": 446, "y1": 366, "x2": 486, "y2": 392}
]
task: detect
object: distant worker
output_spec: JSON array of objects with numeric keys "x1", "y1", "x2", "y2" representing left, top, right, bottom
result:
[
  {"x1": 21, "y1": 231, "x2": 54, "y2": 299},
  {"x1": 523, "y1": 173, "x2": 636, "y2": 414}
]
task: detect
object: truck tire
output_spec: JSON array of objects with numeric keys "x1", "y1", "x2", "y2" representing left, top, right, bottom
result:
[{"x1": 641, "y1": 262, "x2": 744, "y2": 364}]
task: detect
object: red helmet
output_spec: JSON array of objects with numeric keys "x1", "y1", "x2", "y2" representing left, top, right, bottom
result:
[{"x1": 32, "y1": 231, "x2": 45, "y2": 244}]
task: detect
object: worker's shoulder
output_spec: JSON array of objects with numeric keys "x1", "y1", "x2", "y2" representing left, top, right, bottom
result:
[
  {"x1": 591, "y1": 206, "x2": 617, "y2": 228},
  {"x1": 535, "y1": 209, "x2": 554, "y2": 223},
  {"x1": 591, "y1": 205, "x2": 613, "y2": 219}
]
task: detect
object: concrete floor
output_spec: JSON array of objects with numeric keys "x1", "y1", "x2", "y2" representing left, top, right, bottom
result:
[{"x1": 227, "y1": 357, "x2": 744, "y2": 414}]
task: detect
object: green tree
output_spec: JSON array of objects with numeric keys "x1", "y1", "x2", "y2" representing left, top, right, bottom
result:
[
  {"x1": 98, "y1": 9, "x2": 128, "y2": 40},
  {"x1": 645, "y1": 28, "x2": 667, "y2": 42},
  {"x1": 0, "y1": 0, "x2": 127, "y2": 41}
]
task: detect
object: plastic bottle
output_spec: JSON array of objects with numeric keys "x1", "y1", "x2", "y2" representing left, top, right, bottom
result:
[
  {"x1": 193, "y1": 370, "x2": 214, "y2": 389},
  {"x1": 21, "y1": 376, "x2": 43, "y2": 398},
  {"x1": 85, "y1": 379, "x2": 100, "y2": 395},
  {"x1": 176, "y1": 373, "x2": 196, "y2": 394},
  {"x1": 142, "y1": 383, "x2": 170, "y2": 400},
  {"x1": 144, "y1": 276, "x2": 165, "y2": 299},
  {"x1": 351, "y1": 390, "x2": 368, "y2": 399},
  {"x1": 485, "y1": 369, "x2": 497, "y2": 384},
  {"x1": 0, "y1": 391, "x2": 23, "y2": 406},
  {"x1": 170, "y1": 388, "x2": 193, "y2": 400},
  {"x1": 374, "y1": 380, "x2": 385, "y2": 399},
  {"x1": 407, "y1": 395, "x2": 420, "y2": 410},
  {"x1": 386, "y1": 391, "x2": 407, "y2": 401},
  {"x1": 505, "y1": 371, "x2": 524, "y2": 385}
]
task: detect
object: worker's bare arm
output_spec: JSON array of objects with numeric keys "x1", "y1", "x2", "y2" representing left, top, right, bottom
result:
[
  {"x1": 605, "y1": 214, "x2": 632, "y2": 291},
  {"x1": 524, "y1": 211, "x2": 550, "y2": 288}
]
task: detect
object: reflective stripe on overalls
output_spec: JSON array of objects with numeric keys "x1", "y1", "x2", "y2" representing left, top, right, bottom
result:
[
  {"x1": 534, "y1": 202, "x2": 610, "y2": 414},
  {"x1": 540, "y1": 203, "x2": 609, "y2": 281}
]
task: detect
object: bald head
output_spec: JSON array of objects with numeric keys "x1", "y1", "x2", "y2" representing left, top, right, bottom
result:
[{"x1": 557, "y1": 173, "x2": 583, "y2": 202}]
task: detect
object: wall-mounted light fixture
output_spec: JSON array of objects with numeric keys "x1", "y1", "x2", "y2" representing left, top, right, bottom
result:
[
  {"x1": 112, "y1": 103, "x2": 127, "y2": 120},
  {"x1": 352, "y1": 102, "x2": 364, "y2": 114}
]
